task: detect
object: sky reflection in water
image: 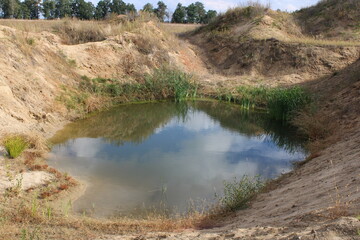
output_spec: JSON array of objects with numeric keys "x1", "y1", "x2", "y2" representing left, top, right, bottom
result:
[{"x1": 48, "y1": 101, "x2": 306, "y2": 217}]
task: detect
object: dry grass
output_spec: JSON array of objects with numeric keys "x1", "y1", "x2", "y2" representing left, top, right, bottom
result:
[
  {"x1": 292, "y1": 109, "x2": 336, "y2": 141},
  {"x1": 294, "y1": 0, "x2": 360, "y2": 41},
  {"x1": 0, "y1": 14, "x2": 162, "y2": 45},
  {"x1": 0, "y1": 193, "x2": 213, "y2": 239},
  {"x1": 286, "y1": 36, "x2": 360, "y2": 46},
  {"x1": 160, "y1": 23, "x2": 201, "y2": 35},
  {"x1": 292, "y1": 108, "x2": 340, "y2": 153}
]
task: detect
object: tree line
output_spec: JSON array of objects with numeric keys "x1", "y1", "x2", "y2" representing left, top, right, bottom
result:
[{"x1": 0, "y1": 0, "x2": 217, "y2": 22}]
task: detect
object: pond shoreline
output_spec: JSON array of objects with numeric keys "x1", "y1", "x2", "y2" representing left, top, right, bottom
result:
[{"x1": 47, "y1": 100, "x2": 307, "y2": 218}]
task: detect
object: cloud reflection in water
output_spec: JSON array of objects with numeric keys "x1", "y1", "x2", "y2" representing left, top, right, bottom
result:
[{"x1": 48, "y1": 101, "x2": 306, "y2": 217}]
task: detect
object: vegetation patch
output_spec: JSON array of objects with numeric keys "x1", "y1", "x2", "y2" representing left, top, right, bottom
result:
[
  {"x1": 57, "y1": 67, "x2": 197, "y2": 115},
  {"x1": 221, "y1": 175, "x2": 264, "y2": 211},
  {"x1": 3, "y1": 136, "x2": 29, "y2": 159},
  {"x1": 217, "y1": 86, "x2": 311, "y2": 121},
  {"x1": 196, "y1": 1, "x2": 269, "y2": 34}
]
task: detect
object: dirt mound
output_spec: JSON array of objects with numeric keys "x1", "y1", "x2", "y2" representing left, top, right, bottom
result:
[
  {"x1": 0, "y1": 21, "x2": 196, "y2": 137},
  {"x1": 295, "y1": 0, "x2": 360, "y2": 40},
  {"x1": 188, "y1": 7, "x2": 360, "y2": 80}
]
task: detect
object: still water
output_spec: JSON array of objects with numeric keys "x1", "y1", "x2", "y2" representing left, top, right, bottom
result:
[{"x1": 48, "y1": 101, "x2": 306, "y2": 217}]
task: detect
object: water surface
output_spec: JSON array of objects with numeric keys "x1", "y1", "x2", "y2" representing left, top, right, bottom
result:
[{"x1": 48, "y1": 101, "x2": 306, "y2": 217}]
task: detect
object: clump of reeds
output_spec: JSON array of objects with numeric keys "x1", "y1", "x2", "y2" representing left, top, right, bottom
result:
[
  {"x1": 78, "y1": 66, "x2": 197, "y2": 103},
  {"x1": 267, "y1": 86, "x2": 311, "y2": 121},
  {"x1": 217, "y1": 86, "x2": 311, "y2": 121}
]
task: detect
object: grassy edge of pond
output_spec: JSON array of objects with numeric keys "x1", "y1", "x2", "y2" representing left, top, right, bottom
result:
[
  {"x1": 54, "y1": 65, "x2": 315, "y2": 212},
  {"x1": 58, "y1": 66, "x2": 313, "y2": 124}
]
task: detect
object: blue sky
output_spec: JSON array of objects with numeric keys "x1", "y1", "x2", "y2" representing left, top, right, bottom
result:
[{"x1": 93, "y1": 0, "x2": 320, "y2": 13}]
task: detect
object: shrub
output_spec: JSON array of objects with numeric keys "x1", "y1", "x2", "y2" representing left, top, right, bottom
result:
[
  {"x1": 26, "y1": 38, "x2": 35, "y2": 45},
  {"x1": 221, "y1": 175, "x2": 264, "y2": 211},
  {"x1": 3, "y1": 136, "x2": 29, "y2": 159}
]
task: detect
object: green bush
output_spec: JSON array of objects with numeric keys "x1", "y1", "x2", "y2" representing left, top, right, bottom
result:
[
  {"x1": 221, "y1": 175, "x2": 264, "y2": 211},
  {"x1": 4, "y1": 136, "x2": 29, "y2": 159}
]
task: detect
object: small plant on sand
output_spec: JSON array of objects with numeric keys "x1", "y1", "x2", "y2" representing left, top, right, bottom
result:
[
  {"x1": 20, "y1": 227, "x2": 40, "y2": 240},
  {"x1": 3, "y1": 135, "x2": 29, "y2": 159},
  {"x1": 67, "y1": 59, "x2": 77, "y2": 68},
  {"x1": 26, "y1": 38, "x2": 35, "y2": 45},
  {"x1": 221, "y1": 175, "x2": 264, "y2": 211}
]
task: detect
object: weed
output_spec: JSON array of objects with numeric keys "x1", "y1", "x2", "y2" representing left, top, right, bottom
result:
[
  {"x1": 26, "y1": 38, "x2": 35, "y2": 45},
  {"x1": 63, "y1": 200, "x2": 72, "y2": 217},
  {"x1": 44, "y1": 204, "x2": 53, "y2": 220},
  {"x1": 31, "y1": 197, "x2": 39, "y2": 216},
  {"x1": 67, "y1": 59, "x2": 77, "y2": 68},
  {"x1": 20, "y1": 227, "x2": 40, "y2": 240},
  {"x1": 3, "y1": 135, "x2": 29, "y2": 159},
  {"x1": 221, "y1": 175, "x2": 264, "y2": 211},
  {"x1": 4, "y1": 175, "x2": 23, "y2": 197},
  {"x1": 56, "y1": 87, "x2": 89, "y2": 112}
]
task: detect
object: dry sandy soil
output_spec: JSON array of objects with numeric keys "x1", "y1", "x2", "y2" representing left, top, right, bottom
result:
[{"x1": 0, "y1": 16, "x2": 359, "y2": 239}]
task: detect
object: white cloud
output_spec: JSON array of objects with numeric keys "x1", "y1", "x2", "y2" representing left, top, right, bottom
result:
[
  {"x1": 285, "y1": 4, "x2": 298, "y2": 11},
  {"x1": 202, "y1": 0, "x2": 237, "y2": 12}
]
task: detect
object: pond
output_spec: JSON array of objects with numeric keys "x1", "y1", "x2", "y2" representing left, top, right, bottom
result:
[{"x1": 48, "y1": 101, "x2": 306, "y2": 217}]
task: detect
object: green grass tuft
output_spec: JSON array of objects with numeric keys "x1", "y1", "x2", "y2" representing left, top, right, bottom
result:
[
  {"x1": 221, "y1": 175, "x2": 264, "y2": 211},
  {"x1": 4, "y1": 136, "x2": 29, "y2": 159},
  {"x1": 26, "y1": 38, "x2": 35, "y2": 45}
]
